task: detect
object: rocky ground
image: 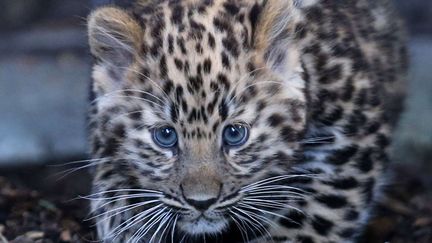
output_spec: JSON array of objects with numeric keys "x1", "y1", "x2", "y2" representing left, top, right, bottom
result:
[
  {"x1": 0, "y1": 163, "x2": 431, "y2": 243},
  {"x1": 0, "y1": 168, "x2": 94, "y2": 243},
  {"x1": 1, "y1": 0, "x2": 432, "y2": 169}
]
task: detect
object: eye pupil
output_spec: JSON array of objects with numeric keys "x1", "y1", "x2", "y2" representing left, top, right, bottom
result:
[
  {"x1": 223, "y1": 124, "x2": 249, "y2": 147},
  {"x1": 153, "y1": 126, "x2": 178, "y2": 148}
]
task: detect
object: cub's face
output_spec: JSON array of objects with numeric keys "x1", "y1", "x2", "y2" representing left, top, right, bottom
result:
[{"x1": 88, "y1": 0, "x2": 307, "y2": 237}]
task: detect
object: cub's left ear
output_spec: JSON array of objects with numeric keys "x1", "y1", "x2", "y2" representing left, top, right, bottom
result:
[
  {"x1": 88, "y1": 7, "x2": 143, "y2": 69},
  {"x1": 253, "y1": 0, "x2": 311, "y2": 77}
]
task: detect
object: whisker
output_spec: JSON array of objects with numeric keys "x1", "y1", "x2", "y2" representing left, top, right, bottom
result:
[
  {"x1": 89, "y1": 89, "x2": 166, "y2": 106},
  {"x1": 229, "y1": 215, "x2": 249, "y2": 243},
  {"x1": 229, "y1": 209, "x2": 261, "y2": 241},
  {"x1": 243, "y1": 197, "x2": 295, "y2": 205},
  {"x1": 49, "y1": 157, "x2": 108, "y2": 167},
  {"x1": 73, "y1": 188, "x2": 162, "y2": 202},
  {"x1": 301, "y1": 135, "x2": 335, "y2": 143},
  {"x1": 88, "y1": 194, "x2": 161, "y2": 215},
  {"x1": 51, "y1": 159, "x2": 109, "y2": 181},
  {"x1": 91, "y1": 99, "x2": 165, "y2": 131},
  {"x1": 227, "y1": 80, "x2": 284, "y2": 107},
  {"x1": 82, "y1": 188, "x2": 162, "y2": 198},
  {"x1": 108, "y1": 204, "x2": 164, "y2": 241},
  {"x1": 243, "y1": 202, "x2": 304, "y2": 229},
  {"x1": 241, "y1": 174, "x2": 316, "y2": 191},
  {"x1": 109, "y1": 208, "x2": 161, "y2": 240},
  {"x1": 82, "y1": 192, "x2": 161, "y2": 202},
  {"x1": 88, "y1": 199, "x2": 160, "y2": 221},
  {"x1": 128, "y1": 207, "x2": 168, "y2": 243},
  {"x1": 239, "y1": 202, "x2": 305, "y2": 219},
  {"x1": 92, "y1": 26, "x2": 135, "y2": 56},
  {"x1": 226, "y1": 66, "x2": 266, "y2": 94},
  {"x1": 230, "y1": 66, "x2": 266, "y2": 88},
  {"x1": 170, "y1": 215, "x2": 178, "y2": 243},
  {"x1": 232, "y1": 207, "x2": 271, "y2": 241},
  {"x1": 242, "y1": 199, "x2": 293, "y2": 211},
  {"x1": 149, "y1": 210, "x2": 172, "y2": 243},
  {"x1": 133, "y1": 209, "x2": 169, "y2": 242},
  {"x1": 301, "y1": 140, "x2": 335, "y2": 145},
  {"x1": 125, "y1": 66, "x2": 172, "y2": 103},
  {"x1": 237, "y1": 205, "x2": 280, "y2": 231},
  {"x1": 92, "y1": 99, "x2": 167, "y2": 131},
  {"x1": 246, "y1": 194, "x2": 304, "y2": 200},
  {"x1": 91, "y1": 34, "x2": 173, "y2": 103},
  {"x1": 179, "y1": 232, "x2": 188, "y2": 243},
  {"x1": 158, "y1": 212, "x2": 175, "y2": 243},
  {"x1": 100, "y1": 95, "x2": 165, "y2": 110},
  {"x1": 245, "y1": 184, "x2": 308, "y2": 192},
  {"x1": 244, "y1": 187, "x2": 309, "y2": 196},
  {"x1": 239, "y1": 202, "x2": 292, "y2": 220}
]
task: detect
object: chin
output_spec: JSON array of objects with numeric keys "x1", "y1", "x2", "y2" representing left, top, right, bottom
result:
[{"x1": 179, "y1": 217, "x2": 229, "y2": 236}]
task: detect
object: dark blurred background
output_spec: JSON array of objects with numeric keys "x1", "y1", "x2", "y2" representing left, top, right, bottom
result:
[{"x1": 0, "y1": 0, "x2": 431, "y2": 169}]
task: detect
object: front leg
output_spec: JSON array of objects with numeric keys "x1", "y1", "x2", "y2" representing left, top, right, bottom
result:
[{"x1": 252, "y1": 144, "x2": 384, "y2": 243}]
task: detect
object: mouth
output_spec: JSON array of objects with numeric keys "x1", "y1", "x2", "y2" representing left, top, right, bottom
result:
[
  {"x1": 175, "y1": 212, "x2": 266, "y2": 243},
  {"x1": 179, "y1": 216, "x2": 229, "y2": 235}
]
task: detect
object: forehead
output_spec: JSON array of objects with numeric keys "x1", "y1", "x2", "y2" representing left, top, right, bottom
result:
[
  {"x1": 137, "y1": 1, "x2": 255, "y2": 69},
  {"x1": 136, "y1": 0, "x2": 255, "y2": 40},
  {"x1": 132, "y1": 1, "x2": 259, "y2": 115}
]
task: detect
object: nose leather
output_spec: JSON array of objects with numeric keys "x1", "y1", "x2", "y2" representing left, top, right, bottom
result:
[
  {"x1": 184, "y1": 197, "x2": 218, "y2": 211},
  {"x1": 180, "y1": 164, "x2": 222, "y2": 211}
]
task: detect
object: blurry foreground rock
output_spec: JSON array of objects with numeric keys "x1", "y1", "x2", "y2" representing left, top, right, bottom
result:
[
  {"x1": 0, "y1": 163, "x2": 431, "y2": 242},
  {"x1": 0, "y1": 168, "x2": 94, "y2": 243},
  {"x1": 360, "y1": 164, "x2": 432, "y2": 243}
]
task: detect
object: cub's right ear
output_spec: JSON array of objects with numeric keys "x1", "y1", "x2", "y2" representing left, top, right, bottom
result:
[{"x1": 88, "y1": 7, "x2": 143, "y2": 68}]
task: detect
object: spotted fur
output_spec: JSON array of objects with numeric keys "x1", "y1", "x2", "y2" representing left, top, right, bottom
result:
[{"x1": 87, "y1": 0, "x2": 407, "y2": 242}]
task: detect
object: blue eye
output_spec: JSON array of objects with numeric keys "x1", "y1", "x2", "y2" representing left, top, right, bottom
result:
[
  {"x1": 223, "y1": 124, "x2": 249, "y2": 147},
  {"x1": 153, "y1": 126, "x2": 178, "y2": 148}
]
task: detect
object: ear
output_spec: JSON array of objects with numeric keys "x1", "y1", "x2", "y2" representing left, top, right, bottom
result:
[
  {"x1": 88, "y1": 7, "x2": 143, "y2": 69},
  {"x1": 253, "y1": 0, "x2": 306, "y2": 77}
]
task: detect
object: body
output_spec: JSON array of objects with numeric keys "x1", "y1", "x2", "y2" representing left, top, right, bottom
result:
[{"x1": 87, "y1": 0, "x2": 407, "y2": 242}]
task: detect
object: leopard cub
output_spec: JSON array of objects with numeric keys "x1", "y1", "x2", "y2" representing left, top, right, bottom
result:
[{"x1": 87, "y1": 0, "x2": 407, "y2": 242}]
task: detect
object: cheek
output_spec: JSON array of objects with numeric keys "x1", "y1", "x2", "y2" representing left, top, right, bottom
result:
[
  {"x1": 224, "y1": 142, "x2": 270, "y2": 174},
  {"x1": 116, "y1": 133, "x2": 178, "y2": 183},
  {"x1": 225, "y1": 128, "x2": 301, "y2": 174},
  {"x1": 255, "y1": 105, "x2": 307, "y2": 145}
]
